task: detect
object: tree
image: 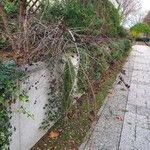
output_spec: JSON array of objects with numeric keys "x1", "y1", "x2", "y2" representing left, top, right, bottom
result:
[
  {"x1": 115, "y1": 0, "x2": 141, "y2": 24},
  {"x1": 144, "y1": 11, "x2": 150, "y2": 26},
  {"x1": 130, "y1": 23, "x2": 150, "y2": 37}
]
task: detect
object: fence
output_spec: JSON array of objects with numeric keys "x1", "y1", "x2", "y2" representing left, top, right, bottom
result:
[{"x1": 26, "y1": 0, "x2": 43, "y2": 13}]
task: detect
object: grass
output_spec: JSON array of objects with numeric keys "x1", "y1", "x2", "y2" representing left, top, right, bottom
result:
[{"x1": 32, "y1": 48, "x2": 131, "y2": 150}]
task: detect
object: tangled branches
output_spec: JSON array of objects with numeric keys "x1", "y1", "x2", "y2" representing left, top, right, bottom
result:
[{"x1": 3, "y1": 18, "x2": 67, "y2": 64}]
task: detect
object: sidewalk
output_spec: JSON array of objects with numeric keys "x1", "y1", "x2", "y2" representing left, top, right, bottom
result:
[{"x1": 80, "y1": 44, "x2": 150, "y2": 150}]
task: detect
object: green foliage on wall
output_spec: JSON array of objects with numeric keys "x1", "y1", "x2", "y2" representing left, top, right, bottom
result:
[
  {"x1": 4, "y1": 2, "x2": 17, "y2": 14},
  {"x1": 41, "y1": 0, "x2": 101, "y2": 29},
  {"x1": 40, "y1": 0, "x2": 123, "y2": 36},
  {"x1": 93, "y1": 0, "x2": 121, "y2": 36},
  {"x1": 77, "y1": 38, "x2": 131, "y2": 92},
  {"x1": 0, "y1": 60, "x2": 27, "y2": 149},
  {"x1": 0, "y1": 38, "x2": 8, "y2": 50},
  {"x1": 40, "y1": 58, "x2": 63, "y2": 130},
  {"x1": 110, "y1": 39, "x2": 131, "y2": 60}
]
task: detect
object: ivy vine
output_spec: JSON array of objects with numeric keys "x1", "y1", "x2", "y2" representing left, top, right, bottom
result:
[
  {"x1": 0, "y1": 60, "x2": 28, "y2": 149},
  {"x1": 40, "y1": 58, "x2": 64, "y2": 130},
  {"x1": 40, "y1": 56, "x2": 76, "y2": 129}
]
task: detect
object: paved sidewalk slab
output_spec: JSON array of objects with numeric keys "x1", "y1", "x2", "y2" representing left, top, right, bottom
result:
[
  {"x1": 119, "y1": 45, "x2": 150, "y2": 150},
  {"x1": 80, "y1": 45, "x2": 150, "y2": 150}
]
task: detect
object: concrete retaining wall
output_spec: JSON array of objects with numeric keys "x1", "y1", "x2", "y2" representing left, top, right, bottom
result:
[{"x1": 10, "y1": 54, "x2": 79, "y2": 150}]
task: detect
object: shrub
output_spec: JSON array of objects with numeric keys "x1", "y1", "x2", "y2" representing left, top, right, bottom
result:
[
  {"x1": 94, "y1": 0, "x2": 121, "y2": 36},
  {"x1": 110, "y1": 39, "x2": 131, "y2": 60},
  {"x1": 41, "y1": 0, "x2": 102, "y2": 29},
  {"x1": 124, "y1": 39, "x2": 132, "y2": 50},
  {"x1": 130, "y1": 23, "x2": 150, "y2": 38},
  {"x1": 0, "y1": 38, "x2": 8, "y2": 50},
  {"x1": 77, "y1": 38, "x2": 131, "y2": 92},
  {"x1": 4, "y1": 2, "x2": 17, "y2": 14},
  {"x1": 118, "y1": 26, "x2": 128, "y2": 37}
]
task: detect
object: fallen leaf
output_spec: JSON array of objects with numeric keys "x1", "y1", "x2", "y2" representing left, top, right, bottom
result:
[
  {"x1": 116, "y1": 116, "x2": 123, "y2": 121},
  {"x1": 48, "y1": 131, "x2": 59, "y2": 139},
  {"x1": 88, "y1": 110, "x2": 96, "y2": 122},
  {"x1": 108, "y1": 89, "x2": 113, "y2": 98},
  {"x1": 125, "y1": 84, "x2": 130, "y2": 89}
]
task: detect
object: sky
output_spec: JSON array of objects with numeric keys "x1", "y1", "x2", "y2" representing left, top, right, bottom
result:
[
  {"x1": 141, "y1": 0, "x2": 150, "y2": 12},
  {"x1": 124, "y1": 0, "x2": 150, "y2": 28}
]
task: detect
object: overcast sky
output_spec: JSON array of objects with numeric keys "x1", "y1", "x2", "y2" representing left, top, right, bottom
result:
[
  {"x1": 141, "y1": 0, "x2": 150, "y2": 12},
  {"x1": 123, "y1": 0, "x2": 150, "y2": 28}
]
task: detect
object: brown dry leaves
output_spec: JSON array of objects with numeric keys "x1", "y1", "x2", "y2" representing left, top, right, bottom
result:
[
  {"x1": 48, "y1": 131, "x2": 60, "y2": 139},
  {"x1": 108, "y1": 89, "x2": 113, "y2": 98}
]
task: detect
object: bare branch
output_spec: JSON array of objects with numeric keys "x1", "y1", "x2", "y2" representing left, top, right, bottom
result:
[
  {"x1": 144, "y1": 11, "x2": 150, "y2": 25},
  {"x1": 115, "y1": 0, "x2": 141, "y2": 23}
]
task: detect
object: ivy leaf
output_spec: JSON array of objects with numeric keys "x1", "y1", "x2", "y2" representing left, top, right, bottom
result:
[
  {"x1": 19, "y1": 94, "x2": 29, "y2": 102},
  {"x1": 0, "y1": 96, "x2": 5, "y2": 102}
]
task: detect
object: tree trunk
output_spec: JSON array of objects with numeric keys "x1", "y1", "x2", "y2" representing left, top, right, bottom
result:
[{"x1": 19, "y1": 0, "x2": 27, "y2": 29}]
